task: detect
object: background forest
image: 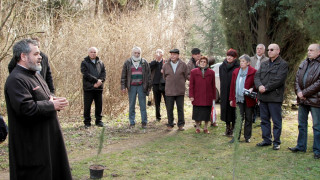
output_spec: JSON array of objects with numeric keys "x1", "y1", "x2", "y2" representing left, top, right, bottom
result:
[{"x1": 0, "y1": 0, "x2": 319, "y2": 119}]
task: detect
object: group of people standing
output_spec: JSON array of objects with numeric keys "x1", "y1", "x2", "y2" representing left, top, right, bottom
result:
[
  {"x1": 3, "y1": 38, "x2": 320, "y2": 179},
  {"x1": 219, "y1": 43, "x2": 320, "y2": 160}
]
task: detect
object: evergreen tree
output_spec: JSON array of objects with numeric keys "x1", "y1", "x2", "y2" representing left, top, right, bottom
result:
[{"x1": 221, "y1": 0, "x2": 320, "y2": 92}]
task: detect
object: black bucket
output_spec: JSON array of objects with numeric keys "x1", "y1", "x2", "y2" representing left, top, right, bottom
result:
[{"x1": 89, "y1": 165, "x2": 105, "y2": 179}]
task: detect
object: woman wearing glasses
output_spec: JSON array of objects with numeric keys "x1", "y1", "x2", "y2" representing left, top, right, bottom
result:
[{"x1": 189, "y1": 56, "x2": 216, "y2": 134}]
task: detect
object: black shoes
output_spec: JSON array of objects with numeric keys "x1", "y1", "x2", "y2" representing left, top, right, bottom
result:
[
  {"x1": 314, "y1": 154, "x2": 320, "y2": 159},
  {"x1": 95, "y1": 121, "x2": 104, "y2": 127},
  {"x1": 84, "y1": 124, "x2": 91, "y2": 129},
  {"x1": 245, "y1": 139, "x2": 251, "y2": 143},
  {"x1": 273, "y1": 144, "x2": 280, "y2": 150},
  {"x1": 142, "y1": 123, "x2": 147, "y2": 129},
  {"x1": 256, "y1": 141, "x2": 272, "y2": 147},
  {"x1": 288, "y1": 147, "x2": 306, "y2": 153}
]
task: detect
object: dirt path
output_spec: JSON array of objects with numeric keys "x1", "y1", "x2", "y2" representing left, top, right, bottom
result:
[{"x1": 0, "y1": 104, "x2": 221, "y2": 180}]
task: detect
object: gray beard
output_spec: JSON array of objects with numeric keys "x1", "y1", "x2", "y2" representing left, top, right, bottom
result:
[
  {"x1": 132, "y1": 56, "x2": 141, "y2": 62},
  {"x1": 27, "y1": 58, "x2": 42, "y2": 72}
]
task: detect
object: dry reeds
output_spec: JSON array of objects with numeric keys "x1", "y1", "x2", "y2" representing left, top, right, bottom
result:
[{"x1": 0, "y1": 3, "x2": 189, "y2": 122}]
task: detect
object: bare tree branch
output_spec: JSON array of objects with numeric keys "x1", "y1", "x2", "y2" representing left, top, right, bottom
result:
[{"x1": 0, "y1": 2, "x2": 16, "y2": 32}]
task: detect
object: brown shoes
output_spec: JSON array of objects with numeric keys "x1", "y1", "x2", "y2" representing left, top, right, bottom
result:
[{"x1": 203, "y1": 129, "x2": 210, "y2": 134}]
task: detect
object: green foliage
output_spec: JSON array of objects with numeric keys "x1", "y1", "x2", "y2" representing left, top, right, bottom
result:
[
  {"x1": 96, "y1": 126, "x2": 106, "y2": 162},
  {"x1": 220, "y1": 0, "x2": 319, "y2": 98},
  {"x1": 189, "y1": 0, "x2": 227, "y2": 58}
]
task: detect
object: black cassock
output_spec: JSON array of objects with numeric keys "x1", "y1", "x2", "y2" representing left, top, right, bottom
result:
[{"x1": 4, "y1": 65, "x2": 72, "y2": 180}]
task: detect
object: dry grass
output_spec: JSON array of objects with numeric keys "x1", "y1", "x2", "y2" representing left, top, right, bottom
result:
[{"x1": 0, "y1": 2, "x2": 190, "y2": 121}]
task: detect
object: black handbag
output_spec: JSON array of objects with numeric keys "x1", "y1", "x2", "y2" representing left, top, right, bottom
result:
[{"x1": 0, "y1": 116, "x2": 8, "y2": 142}]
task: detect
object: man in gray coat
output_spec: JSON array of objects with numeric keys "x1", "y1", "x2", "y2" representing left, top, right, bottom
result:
[
  {"x1": 250, "y1": 44, "x2": 269, "y2": 70},
  {"x1": 254, "y1": 43, "x2": 288, "y2": 150},
  {"x1": 250, "y1": 44, "x2": 269, "y2": 123}
]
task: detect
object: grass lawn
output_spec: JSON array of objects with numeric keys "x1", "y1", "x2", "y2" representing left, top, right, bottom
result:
[
  {"x1": 1, "y1": 101, "x2": 320, "y2": 180},
  {"x1": 69, "y1": 103, "x2": 320, "y2": 180}
]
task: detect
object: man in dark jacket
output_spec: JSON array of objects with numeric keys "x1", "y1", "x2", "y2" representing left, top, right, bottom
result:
[
  {"x1": 81, "y1": 47, "x2": 106, "y2": 128},
  {"x1": 254, "y1": 43, "x2": 288, "y2": 150},
  {"x1": 187, "y1": 48, "x2": 201, "y2": 73},
  {"x1": 5, "y1": 39, "x2": 72, "y2": 180},
  {"x1": 121, "y1": 47, "x2": 151, "y2": 129},
  {"x1": 162, "y1": 49, "x2": 189, "y2": 131},
  {"x1": 289, "y1": 44, "x2": 320, "y2": 159},
  {"x1": 8, "y1": 37, "x2": 55, "y2": 94},
  {"x1": 149, "y1": 49, "x2": 166, "y2": 121}
]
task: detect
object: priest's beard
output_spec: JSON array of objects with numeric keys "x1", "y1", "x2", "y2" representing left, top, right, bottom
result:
[
  {"x1": 26, "y1": 56, "x2": 42, "y2": 72},
  {"x1": 132, "y1": 55, "x2": 141, "y2": 62}
]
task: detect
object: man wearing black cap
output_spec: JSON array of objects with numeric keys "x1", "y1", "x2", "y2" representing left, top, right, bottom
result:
[
  {"x1": 187, "y1": 48, "x2": 201, "y2": 73},
  {"x1": 162, "y1": 49, "x2": 189, "y2": 131}
]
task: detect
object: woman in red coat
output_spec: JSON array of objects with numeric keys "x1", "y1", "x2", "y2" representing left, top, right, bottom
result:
[
  {"x1": 229, "y1": 54, "x2": 257, "y2": 142},
  {"x1": 189, "y1": 56, "x2": 216, "y2": 134}
]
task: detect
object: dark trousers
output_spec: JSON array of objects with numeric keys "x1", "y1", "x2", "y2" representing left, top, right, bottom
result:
[
  {"x1": 83, "y1": 91, "x2": 103, "y2": 125},
  {"x1": 166, "y1": 95, "x2": 185, "y2": 127},
  {"x1": 237, "y1": 102, "x2": 253, "y2": 140},
  {"x1": 259, "y1": 101, "x2": 282, "y2": 145},
  {"x1": 252, "y1": 104, "x2": 260, "y2": 122},
  {"x1": 153, "y1": 84, "x2": 166, "y2": 120}
]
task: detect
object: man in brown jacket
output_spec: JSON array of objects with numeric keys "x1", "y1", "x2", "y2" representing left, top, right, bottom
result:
[
  {"x1": 289, "y1": 44, "x2": 320, "y2": 159},
  {"x1": 162, "y1": 49, "x2": 189, "y2": 131},
  {"x1": 121, "y1": 47, "x2": 152, "y2": 129}
]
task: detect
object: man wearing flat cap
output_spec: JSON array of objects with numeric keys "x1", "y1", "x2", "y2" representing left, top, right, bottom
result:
[
  {"x1": 187, "y1": 48, "x2": 201, "y2": 73},
  {"x1": 162, "y1": 49, "x2": 189, "y2": 131}
]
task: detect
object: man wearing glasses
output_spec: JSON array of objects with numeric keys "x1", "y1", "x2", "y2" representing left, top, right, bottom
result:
[{"x1": 254, "y1": 44, "x2": 288, "y2": 150}]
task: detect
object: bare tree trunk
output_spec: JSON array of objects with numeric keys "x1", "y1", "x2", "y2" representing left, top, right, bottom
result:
[
  {"x1": 95, "y1": 0, "x2": 99, "y2": 17},
  {"x1": 257, "y1": 8, "x2": 269, "y2": 47},
  {"x1": 102, "y1": 0, "x2": 107, "y2": 15}
]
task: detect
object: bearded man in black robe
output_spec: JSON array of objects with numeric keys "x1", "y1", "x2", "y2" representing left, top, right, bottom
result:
[{"x1": 4, "y1": 39, "x2": 72, "y2": 180}]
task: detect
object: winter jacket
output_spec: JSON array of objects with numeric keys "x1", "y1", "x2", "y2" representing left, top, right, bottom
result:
[
  {"x1": 189, "y1": 67, "x2": 216, "y2": 106},
  {"x1": 121, "y1": 58, "x2": 152, "y2": 95},
  {"x1": 219, "y1": 59, "x2": 239, "y2": 122},
  {"x1": 229, "y1": 66, "x2": 257, "y2": 107},
  {"x1": 162, "y1": 59, "x2": 189, "y2": 96},
  {"x1": 81, "y1": 56, "x2": 106, "y2": 91},
  {"x1": 254, "y1": 56, "x2": 288, "y2": 103},
  {"x1": 250, "y1": 54, "x2": 269, "y2": 70},
  {"x1": 295, "y1": 56, "x2": 320, "y2": 107}
]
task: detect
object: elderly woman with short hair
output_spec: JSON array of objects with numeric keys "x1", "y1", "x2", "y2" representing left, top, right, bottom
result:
[
  {"x1": 229, "y1": 54, "x2": 257, "y2": 143},
  {"x1": 189, "y1": 56, "x2": 216, "y2": 134}
]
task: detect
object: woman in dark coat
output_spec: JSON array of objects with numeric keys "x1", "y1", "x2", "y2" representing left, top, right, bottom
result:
[
  {"x1": 219, "y1": 48, "x2": 240, "y2": 136},
  {"x1": 189, "y1": 56, "x2": 216, "y2": 134},
  {"x1": 229, "y1": 54, "x2": 257, "y2": 143}
]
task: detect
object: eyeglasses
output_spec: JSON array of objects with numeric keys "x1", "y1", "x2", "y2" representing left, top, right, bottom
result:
[{"x1": 267, "y1": 49, "x2": 274, "y2": 51}]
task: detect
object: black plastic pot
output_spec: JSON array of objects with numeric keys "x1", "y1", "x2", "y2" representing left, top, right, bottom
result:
[{"x1": 89, "y1": 165, "x2": 105, "y2": 179}]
